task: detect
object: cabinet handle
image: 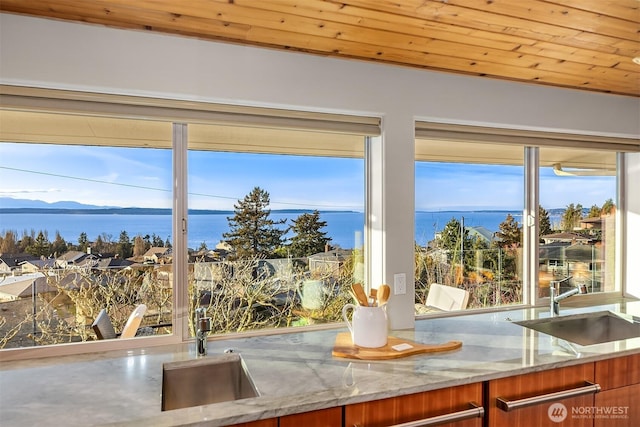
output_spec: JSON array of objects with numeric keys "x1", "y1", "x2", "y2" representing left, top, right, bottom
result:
[
  {"x1": 496, "y1": 381, "x2": 601, "y2": 412},
  {"x1": 378, "y1": 402, "x2": 484, "y2": 427}
]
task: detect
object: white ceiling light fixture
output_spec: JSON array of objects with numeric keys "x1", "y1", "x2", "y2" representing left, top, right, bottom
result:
[
  {"x1": 553, "y1": 163, "x2": 616, "y2": 176},
  {"x1": 633, "y1": 57, "x2": 640, "y2": 65}
]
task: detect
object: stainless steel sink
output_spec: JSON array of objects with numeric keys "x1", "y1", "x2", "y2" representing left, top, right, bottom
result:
[
  {"x1": 161, "y1": 353, "x2": 259, "y2": 411},
  {"x1": 515, "y1": 311, "x2": 640, "y2": 346}
]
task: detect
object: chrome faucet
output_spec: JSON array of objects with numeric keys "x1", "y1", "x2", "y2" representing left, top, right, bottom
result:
[
  {"x1": 195, "y1": 307, "x2": 211, "y2": 356},
  {"x1": 550, "y1": 276, "x2": 587, "y2": 316}
]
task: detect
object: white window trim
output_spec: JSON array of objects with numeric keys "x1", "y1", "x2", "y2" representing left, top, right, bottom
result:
[{"x1": 0, "y1": 87, "x2": 377, "y2": 361}]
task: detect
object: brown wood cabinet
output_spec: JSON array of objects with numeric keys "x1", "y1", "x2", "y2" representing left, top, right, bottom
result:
[
  {"x1": 279, "y1": 406, "x2": 343, "y2": 427},
  {"x1": 231, "y1": 354, "x2": 640, "y2": 427},
  {"x1": 230, "y1": 407, "x2": 341, "y2": 427},
  {"x1": 594, "y1": 353, "x2": 640, "y2": 427},
  {"x1": 344, "y1": 383, "x2": 483, "y2": 427},
  {"x1": 487, "y1": 363, "x2": 597, "y2": 427}
]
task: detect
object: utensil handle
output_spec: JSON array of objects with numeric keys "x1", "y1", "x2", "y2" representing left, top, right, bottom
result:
[{"x1": 351, "y1": 283, "x2": 370, "y2": 306}]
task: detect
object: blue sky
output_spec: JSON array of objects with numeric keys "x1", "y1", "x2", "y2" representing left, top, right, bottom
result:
[{"x1": 0, "y1": 142, "x2": 616, "y2": 211}]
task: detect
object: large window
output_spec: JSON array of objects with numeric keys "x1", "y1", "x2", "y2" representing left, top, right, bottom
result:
[
  {"x1": 414, "y1": 140, "x2": 524, "y2": 312},
  {"x1": 2, "y1": 89, "x2": 632, "y2": 358},
  {"x1": 186, "y1": 123, "x2": 366, "y2": 336},
  {"x1": 414, "y1": 121, "x2": 629, "y2": 313},
  {"x1": 0, "y1": 95, "x2": 372, "y2": 353},
  {"x1": 0, "y1": 112, "x2": 174, "y2": 349}
]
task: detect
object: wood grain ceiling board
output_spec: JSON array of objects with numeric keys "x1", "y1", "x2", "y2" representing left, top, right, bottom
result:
[{"x1": 0, "y1": 0, "x2": 638, "y2": 96}]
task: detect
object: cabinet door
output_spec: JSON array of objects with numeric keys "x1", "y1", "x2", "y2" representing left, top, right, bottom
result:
[
  {"x1": 594, "y1": 384, "x2": 640, "y2": 427},
  {"x1": 594, "y1": 354, "x2": 640, "y2": 427},
  {"x1": 488, "y1": 363, "x2": 596, "y2": 427},
  {"x1": 344, "y1": 383, "x2": 483, "y2": 427},
  {"x1": 279, "y1": 406, "x2": 342, "y2": 427},
  {"x1": 595, "y1": 353, "x2": 640, "y2": 390}
]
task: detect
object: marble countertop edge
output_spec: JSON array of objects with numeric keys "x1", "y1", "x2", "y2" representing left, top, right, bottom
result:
[{"x1": 2, "y1": 300, "x2": 640, "y2": 427}]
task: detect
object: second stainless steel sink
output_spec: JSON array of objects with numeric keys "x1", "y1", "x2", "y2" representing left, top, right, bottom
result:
[
  {"x1": 161, "y1": 353, "x2": 259, "y2": 411},
  {"x1": 515, "y1": 311, "x2": 640, "y2": 346}
]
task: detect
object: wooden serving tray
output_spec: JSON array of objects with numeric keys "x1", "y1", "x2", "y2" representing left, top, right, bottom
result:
[{"x1": 332, "y1": 332, "x2": 462, "y2": 360}]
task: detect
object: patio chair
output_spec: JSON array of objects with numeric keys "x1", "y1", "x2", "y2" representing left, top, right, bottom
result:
[
  {"x1": 415, "y1": 283, "x2": 470, "y2": 314},
  {"x1": 425, "y1": 283, "x2": 469, "y2": 311},
  {"x1": 92, "y1": 304, "x2": 147, "y2": 340}
]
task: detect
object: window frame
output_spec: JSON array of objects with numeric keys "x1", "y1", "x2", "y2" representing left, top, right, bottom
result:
[
  {"x1": 0, "y1": 86, "x2": 377, "y2": 360},
  {"x1": 1, "y1": 88, "x2": 636, "y2": 361},
  {"x1": 415, "y1": 121, "x2": 636, "y2": 310}
]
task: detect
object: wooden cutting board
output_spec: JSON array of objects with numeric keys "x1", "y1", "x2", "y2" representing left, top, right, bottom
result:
[{"x1": 332, "y1": 332, "x2": 462, "y2": 360}]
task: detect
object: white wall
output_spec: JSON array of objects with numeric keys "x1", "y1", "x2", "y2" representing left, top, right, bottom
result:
[
  {"x1": 625, "y1": 153, "x2": 640, "y2": 298},
  {"x1": 2, "y1": 14, "x2": 639, "y2": 328}
]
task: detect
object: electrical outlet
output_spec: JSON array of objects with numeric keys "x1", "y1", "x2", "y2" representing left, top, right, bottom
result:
[{"x1": 394, "y1": 273, "x2": 406, "y2": 295}]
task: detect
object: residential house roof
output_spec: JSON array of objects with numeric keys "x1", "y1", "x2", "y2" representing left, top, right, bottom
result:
[
  {"x1": 20, "y1": 258, "x2": 56, "y2": 272},
  {"x1": 467, "y1": 226, "x2": 495, "y2": 244},
  {"x1": 94, "y1": 258, "x2": 134, "y2": 269},
  {"x1": 541, "y1": 232, "x2": 592, "y2": 245},
  {"x1": 0, "y1": 253, "x2": 39, "y2": 270},
  {"x1": 0, "y1": 272, "x2": 56, "y2": 299},
  {"x1": 143, "y1": 247, "x2": 169, "y2": 258},
  {"x1": 308, "y1": 249, "x2": 352, "y2": 262},
  {"x1": 56, "y1": 250, "x2": 89, "y2": 262}
]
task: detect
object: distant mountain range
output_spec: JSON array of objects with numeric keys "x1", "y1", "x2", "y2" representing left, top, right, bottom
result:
[
  {"x1": 0, "y1": 197, "x2": 570, "y2": 216},
  {"x1": 0, "y1": 197, "x2": 111, "y2": 210},
  {"x1": 0, "y1": 197, "x2": 351, "y2": 215}
]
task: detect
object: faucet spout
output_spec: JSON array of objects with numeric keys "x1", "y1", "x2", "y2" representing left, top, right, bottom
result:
[
  {"x1": 549, "y1": 276, "x2": 587, "y2": 316},
  {"x1": 195, "y1": 308, "x2": 211, "y2": 356}
]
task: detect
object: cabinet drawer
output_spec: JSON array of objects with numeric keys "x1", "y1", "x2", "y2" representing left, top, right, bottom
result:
[
  {"x1": 280, "y1": 406, "x2": 342, "y2": 427},
  {"x1": 345, "y1": 383, "x2": 483, "y2": 427},
  {"x1": 594, "y1": 383, "x2": 640, "y2": 427},
  {"x1": 488, "y1": 364, "x2": 597, "y2": 427}
]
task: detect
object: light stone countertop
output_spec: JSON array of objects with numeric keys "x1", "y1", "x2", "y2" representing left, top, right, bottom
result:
[{"x1": 2, "y1": 300, "x2": 640, "y2": 426}]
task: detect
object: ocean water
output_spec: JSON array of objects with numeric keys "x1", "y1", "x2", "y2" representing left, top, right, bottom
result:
[{"x1": 0, "y1": 210, "x2": 524, "y2": 250}]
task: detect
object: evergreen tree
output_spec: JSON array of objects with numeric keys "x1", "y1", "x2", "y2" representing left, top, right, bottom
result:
[
  {"x1": 561, "y1": 203, "x2": 583, "y2": 231},
  {"x1": 223, "y1": 187, "x2": 286, "y2": 259},
  {"x1": 116, "y1": 230, "x2": 133, "y2": 259},
  {"x1": 77, "y1": 232, "x2": 89, "y2": 252},
  {"x1": 142, "y1": 234, "x2": 152, "y2": 251},
  {"x1": 50, "y1": 231, "x2": 68, "y2": 257},
  {"x1": 152, "y1": 233, "x2": 165, "y2": 247},
  {"x1": 439, "y1": 218, "x2": 473, "y2": 266},
  {"x1": 288, "y1": 210, "x2": 332, "y2": 257},
  {"x1": 18, "y1": 230, "x2": 36, "y2": 253},
  {"x1": 539, "y1": 206, "x2": 552, "y2": 237},
  {"x1": 27, "y1": 231, "x2": 50, "y2": 257},
  {"x1": 601, "y1": 198, "x2": 615, "y2": 215},
  {"x1": 587, "y1": 204, "x2": 601, "y2": 218},
  {"x1": 494, "y1": 214, "x2": 522, "y2": 248}
]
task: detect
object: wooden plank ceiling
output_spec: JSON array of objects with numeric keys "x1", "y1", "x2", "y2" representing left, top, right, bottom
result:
[{"x1": 1, "y1": 0, "x2": 639, "y2": 97}]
